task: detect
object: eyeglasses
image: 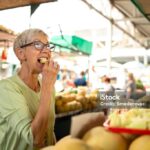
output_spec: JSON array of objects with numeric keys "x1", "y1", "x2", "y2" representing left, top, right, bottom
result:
[{"x1": 20, "y1": 41, "x2": 55, "y2": 52}]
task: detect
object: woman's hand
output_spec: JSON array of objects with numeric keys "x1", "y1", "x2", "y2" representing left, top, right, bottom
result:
[{"x1": 42, "y1": 59, "x2": 60, "y2": 87}]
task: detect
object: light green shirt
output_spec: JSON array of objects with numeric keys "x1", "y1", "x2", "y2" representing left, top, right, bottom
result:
[{"x1": 0, "y1": 74, "x2": 55, "y2": 150}]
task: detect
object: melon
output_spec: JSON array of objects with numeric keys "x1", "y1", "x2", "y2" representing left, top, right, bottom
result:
[
  {"x1": 55, "y1": 137, "x2": 94, "y2": 150},
  {"x1": 83, "y1": 126, "x2": 128, "y2": 150},
  {"x1": 129, "y1": 135, "x2": 150, "y2": 150}
]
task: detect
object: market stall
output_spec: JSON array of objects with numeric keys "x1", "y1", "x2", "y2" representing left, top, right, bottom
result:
[
  {"x1": 0, "y1": 0, "x2": 150, "y2": 150},
  {"x1": 0, "y1": 25, "x2": 16, "y2": 79}
]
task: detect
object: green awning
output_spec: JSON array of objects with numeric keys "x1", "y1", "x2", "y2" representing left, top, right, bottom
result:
[{"x1": 50, "y1": 35, "x2": 93, "y2": 55}]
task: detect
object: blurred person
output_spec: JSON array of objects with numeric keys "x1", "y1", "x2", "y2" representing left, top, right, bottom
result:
[
  {"x1": 101, "y1": 75, "x2": 107, "y2": 85},
  {"x1": 0, "y1": 28, "x2": 60, "y2": 150},
  {"x1": 74, "y1": 71, "x2": 87, "y2": 87},
  {"x1": 67, "y1": 71, "x2": 76, "y2": 88},
  {"x1": 61, "y1": 74, "x2": 75, "y2": 89},
  {"x1": 103, "y1": 77, "x2": 115, "y2": 96},
  {"x1": 125, "y1": 72, "x2": 136, "y2": 99},
  {"x1": 101, "y1": 75, "x2": 107, "y2": 82}
]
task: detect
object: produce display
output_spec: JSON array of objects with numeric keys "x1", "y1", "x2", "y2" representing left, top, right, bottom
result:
[
  {"x1": 42, "y1": 126, "x2": 150, "y2": 150},
  {"x1": 50, "y1": 126, "x2": 150, "y2": 150},
  {"x1": 107, "y1": 109, "x2": 150, "y2": 130},
  {"x1": 42, "y1": 108, "x2": 150, "y2": 150},
  {"x1": 55, "y1": 87, "x2": 99, "y2": 114}
]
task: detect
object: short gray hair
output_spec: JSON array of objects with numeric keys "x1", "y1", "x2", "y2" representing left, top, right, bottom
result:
[{"x1": 13, "y1": 28, "x2": 48, "y2": 50}]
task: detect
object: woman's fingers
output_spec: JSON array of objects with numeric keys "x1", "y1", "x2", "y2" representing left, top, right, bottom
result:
[
  {"x1": 49, "y1": 60, "x2": 59, "y2": 70},
  {"x1": 43, "y1": 59, "x2": 59, "y2": 73},
  {"x1": 53, "y1": 62, "x2": 58, "y2": 69},
  {"x1": 42, "y1": 60, "x2": 59, "y2": 85}
]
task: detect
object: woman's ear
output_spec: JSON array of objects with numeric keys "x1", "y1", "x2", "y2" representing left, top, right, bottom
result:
[{"x1": 15, "y1": 48, "x2": 26, "y2": 62}]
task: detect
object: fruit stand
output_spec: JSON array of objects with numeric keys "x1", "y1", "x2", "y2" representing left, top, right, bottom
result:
[
  {"x1": 48, "y1": 108, "x2": 150, "y2": 150},
  {"x1": 54, "y1": 87, "x2": 99, "y2": 140}
]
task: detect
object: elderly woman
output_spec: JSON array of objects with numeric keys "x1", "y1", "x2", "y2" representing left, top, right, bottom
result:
[{"x1": 0, "y1": 28, "x2": 59, "y2": 150}]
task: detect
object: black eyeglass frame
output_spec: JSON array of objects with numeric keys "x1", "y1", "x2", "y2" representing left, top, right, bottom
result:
[{"x1": 20, "y1": 41, "x2": 55, "y2": 52}]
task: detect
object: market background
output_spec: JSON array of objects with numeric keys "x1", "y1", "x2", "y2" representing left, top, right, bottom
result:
[
  {"x1": 0, "y1": 0, "x2": 150, "y2": 91},
  {"x1": 0, "y1": 0, "x2": 150, "y2": 146}
]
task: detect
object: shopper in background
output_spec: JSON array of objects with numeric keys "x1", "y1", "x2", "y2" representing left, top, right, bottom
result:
[
  {"x1": 61, "y1": 74, "x2": 75, "y2": 89},
  {"x1": 125, "y1": 72, "x2": 136, "y2": 99},
  {"x1": 0, "y1": 28, "x2": 59, "y2": 150},
  {"x1": 74, "y1": 71, "x2": 87, "y2": 87},
  {"x1": 103, "y1": 76, "x2": 115, "y2": 96}
]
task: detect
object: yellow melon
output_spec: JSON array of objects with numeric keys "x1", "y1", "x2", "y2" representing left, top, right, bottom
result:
[
  {"x1": 129, "y1": 135, "x2": 150, "y2": 150},
  {"x1": 83, "y1": 126, "x2": 128, "y2": 150},
  {"x1": 55, "y1": 137, "x2": 94, "y2": 150}
]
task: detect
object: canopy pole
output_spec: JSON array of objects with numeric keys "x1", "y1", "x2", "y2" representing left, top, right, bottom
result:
[
  {"x1": 106, "y1": 1, "x2": 113, "y2": 76},
  {"x1": 144, "y1": 49, "x2": 148, "y2": 65}
]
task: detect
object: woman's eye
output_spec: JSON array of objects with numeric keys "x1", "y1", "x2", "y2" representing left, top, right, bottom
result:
[
  {"x1": 37, "y1": 44, "x2": 41, "y2": 47},
  {"x1": 47, "y1": 45, "x2": 50, "y2": 49}
]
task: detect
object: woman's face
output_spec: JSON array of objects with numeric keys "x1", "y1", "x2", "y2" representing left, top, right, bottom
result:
[{"x1": 21, "y1": 33, "x2": 52, "y2": 74}]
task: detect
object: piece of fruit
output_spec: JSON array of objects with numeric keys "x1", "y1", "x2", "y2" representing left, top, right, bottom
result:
[
  {"x1": 39, "y1": 57, "x2": 48, "y2": 64},
  {"x1": 129, "y1": 135, "x2": 150, "y2": 150},
  {"x1": 83, "y1": 126, "x2": 128, "y2": 150},
  {"x1": 126, "y1": 117, "x2": 147, "y2": 129},
  {"x1": 41, "y1": 146, "x2": 55, "y2": 150},
  {"x1": 55, "y1": 137, "x2": 93, "y2": 150},
  {"x1": 108, "y1": 109, "x2": 150, "y2": 130},
  {"x1": 108, "y1": 113, "x2": 121, "y2": 127}
]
